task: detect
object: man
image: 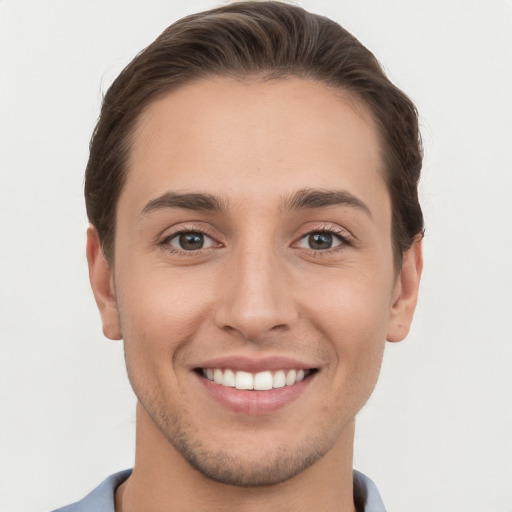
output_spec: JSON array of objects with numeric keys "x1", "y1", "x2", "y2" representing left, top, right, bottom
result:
[{"x1": 54, "y1": 2, "x2": 423, "y2": 511}]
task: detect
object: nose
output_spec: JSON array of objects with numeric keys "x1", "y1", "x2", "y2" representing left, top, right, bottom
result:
[{"x1": 214, "y1": 245, "x2": 299, "y2": 342}]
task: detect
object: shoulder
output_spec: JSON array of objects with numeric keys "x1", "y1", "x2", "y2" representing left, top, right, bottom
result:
[
  {"x1": 353, "y1": 470, "x2": 387, "y2": 512},
  {"x1": 50, "y1": 468, "x2": 384, "y2": 512},
  {"x1": 51, "y1": 469, "x2": 132, "y2": 512}
]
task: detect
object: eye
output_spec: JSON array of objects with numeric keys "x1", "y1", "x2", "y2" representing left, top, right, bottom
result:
[
  {"x1": 167, "y1": 232, "x2": 215, "y2": 251},
  {"x1": 297, "y1": 231, "x2": 345, "y2": 251}
]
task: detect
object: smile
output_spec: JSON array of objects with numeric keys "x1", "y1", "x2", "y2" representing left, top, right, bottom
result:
[{"x1": 201, "y1": 368, "x2": 311, "y2": 390}]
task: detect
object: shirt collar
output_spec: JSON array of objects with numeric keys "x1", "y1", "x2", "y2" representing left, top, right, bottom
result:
[{"x1": 53, "y1": 468, "x2": 386, "y2": 512}]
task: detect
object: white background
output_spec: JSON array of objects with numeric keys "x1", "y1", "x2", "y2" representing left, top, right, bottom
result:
[{"x1": 1, "y1": 1, "x2": 511, "y2": 511}]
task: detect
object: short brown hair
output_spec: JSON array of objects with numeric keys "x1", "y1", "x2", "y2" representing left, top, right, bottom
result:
[{"x1": 85, "y1": 1, "x2": 424, "y2": 265}]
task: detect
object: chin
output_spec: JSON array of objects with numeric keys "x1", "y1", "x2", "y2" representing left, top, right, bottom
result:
[
  {"x1": 170, "y1": 432, "x2": 325, "y2": 487},
  {"x1": 140, "y1": 394, "x2": 338, "y2": 488}
]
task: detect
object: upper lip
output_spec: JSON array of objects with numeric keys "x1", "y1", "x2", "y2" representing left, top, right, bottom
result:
[{"x1": 192, "y1": 355, "x2": 317, "y2": 373}]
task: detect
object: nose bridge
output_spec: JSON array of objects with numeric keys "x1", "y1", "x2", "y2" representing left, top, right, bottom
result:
[{"x1": 215, "y1": 235, "x2": 297, "y2": 340}]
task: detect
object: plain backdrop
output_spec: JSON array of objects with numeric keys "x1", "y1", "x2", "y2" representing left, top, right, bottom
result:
[{"x1": 1, "y1": 1, "x2": 511, "y2": 511}]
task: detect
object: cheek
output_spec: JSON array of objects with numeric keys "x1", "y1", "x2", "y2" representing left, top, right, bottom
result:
[
  {"x1": 117, "y1": 280, "x2": 204, "y2": 409},
  {"x1": 308, "y1": 271, "x2": 394, "y2": 341},
  {"x1": 115, "y1": 267, "x2": 214, "y2": 367},
  {"x1": 305, "y1": 272, "x2": 392, "y2": 388}
]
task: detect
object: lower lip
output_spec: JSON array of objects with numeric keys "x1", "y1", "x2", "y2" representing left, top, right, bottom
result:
[{"x1": 197, "y1": 373, "x2": 314, "y2": 416}]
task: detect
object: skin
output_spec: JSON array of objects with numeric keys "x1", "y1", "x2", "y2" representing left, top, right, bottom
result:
[{"x1": 87, "y1": 77, "x2": 422, "y2": 512}]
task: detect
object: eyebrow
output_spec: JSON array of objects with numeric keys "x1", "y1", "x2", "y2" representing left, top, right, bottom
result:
[
  {"x1": 140, "y1": 188, "x2": 371, "y2": 218},
  {"x1": 284, "y1": 188, "x2": 372, "y2": 217},
  {"x1": 140, "y1": 192, "x2": 226, "y2": 217}
]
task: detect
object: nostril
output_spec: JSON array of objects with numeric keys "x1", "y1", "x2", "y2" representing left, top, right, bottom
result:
[{"x1": 270, "y1": 323, "x2": 291, "y2": 333}]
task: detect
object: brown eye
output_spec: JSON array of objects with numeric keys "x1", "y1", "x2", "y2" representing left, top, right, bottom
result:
[
  {"x1": 168, "y1": 232, "x2": 214, "y2": 251},
  {"x1": 309, "y1": 233, "x2": 333, "y2": 250},
  {"x1": 298, "y1": 232, "x2": 344, "y2": 251}
]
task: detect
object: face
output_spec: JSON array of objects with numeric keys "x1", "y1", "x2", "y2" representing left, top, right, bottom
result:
[{"x1": 88, "y1": 77, "x2": 421, "y2": 487}]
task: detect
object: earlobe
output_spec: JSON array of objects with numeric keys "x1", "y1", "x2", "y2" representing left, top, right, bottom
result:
[
  {"x1": 387, "y1": 236, "x2": 423, "y2": 343},
  {"x1": 86, "y1": 227, "x2": 122, "y2": 340}
]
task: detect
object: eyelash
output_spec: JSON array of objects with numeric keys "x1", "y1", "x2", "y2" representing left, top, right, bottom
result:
[
  {"x1": 158, "y1": 224, "x2": 353, "y2": 256},
  {"x1": 294, "y1": 225, "x2": 353, "y2": 255},
  {"x1": 159, "y1": 227, "x2": 221, "y2": 256}
]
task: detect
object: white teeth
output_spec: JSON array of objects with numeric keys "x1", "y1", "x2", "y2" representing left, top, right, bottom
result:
[
  {"x1": 235, "y1": 371, "x2": 253, "y2": 390},
  {"x1": 254, "y1": 371, "x2": 273, "y2": 390},
  {"x1": 202, "y1": 368, "x2": 311, "y2": 390},
  {"x1": 222, "y1": 369, "x2": 236, "y2": 387},
  {"x1": 273, "y1": 370, "x2": 286, "y2": 388},
  {"x1": 285, "y1": 369, "x2": 296, "y2": 386},
  {"x1": 213, "y1": 369, "x2": 223, "y2": 384}
]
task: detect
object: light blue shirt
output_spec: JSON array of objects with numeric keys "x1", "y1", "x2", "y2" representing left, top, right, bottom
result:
[{"x1": 52, "y1": 468, "x2": 386, "y2": 511}]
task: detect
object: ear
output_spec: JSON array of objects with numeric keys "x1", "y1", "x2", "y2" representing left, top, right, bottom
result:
[
  {"x1": 86, "y1": 226, "x2": 122, "y2": 340},
  {"x1": 387, "y1": 236, "x2": 423, "y2": 343}
]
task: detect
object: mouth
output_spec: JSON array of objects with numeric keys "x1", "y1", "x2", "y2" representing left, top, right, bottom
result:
[
  {"x1": 196, "y1": 367, "x2": 316, "y2": 390},
  {"x1": 193, "y1": 364, "x2": 318, "y2": 415},
  {"x1": 192, "y1": 356, "x2": 320, "y2": 415}
]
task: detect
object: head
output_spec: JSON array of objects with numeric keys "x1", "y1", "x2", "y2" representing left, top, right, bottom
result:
[
  {"x1": 85, "y1": 1, "x2": 424, "y2": 490},
  {"x1": 85, "y1": 0, "x2": 423, "y2": 269}
]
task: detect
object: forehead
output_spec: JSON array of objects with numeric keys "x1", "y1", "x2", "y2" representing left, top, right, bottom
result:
[{"x1": 123, "y1": 77, "x2": 388, "y2": 216}]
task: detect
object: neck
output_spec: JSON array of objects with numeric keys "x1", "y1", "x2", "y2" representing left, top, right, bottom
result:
[{"x1": 116, "y1": 402, "x2": 357, "y2": 512}]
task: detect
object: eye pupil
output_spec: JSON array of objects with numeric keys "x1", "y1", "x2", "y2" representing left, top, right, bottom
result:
[
  {"x1": 309, "y1": 233, "x2": 333, "y2": 250},
  {"x1": 179, "y1": 233, "x2": 204, "y2": 250}
]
